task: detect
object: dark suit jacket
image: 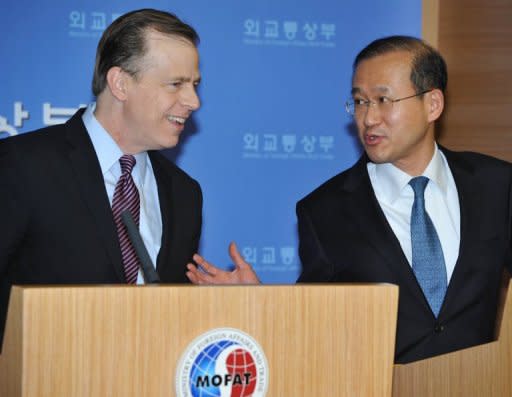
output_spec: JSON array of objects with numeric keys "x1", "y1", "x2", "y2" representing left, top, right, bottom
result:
[
  {"x1": 0, "y1": 109, "x2": 202, "y2": 346},
  {"x1": 296, "y1": 147, "x2": 512, "y2": 363}
]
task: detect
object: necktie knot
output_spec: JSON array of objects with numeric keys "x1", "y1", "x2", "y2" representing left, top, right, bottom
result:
[
  {"x1": 409, "y1": 176, "x2": 429, "y2": 198},
  {"x1": 119, "y1": 155, "x2": 136, "y2": 175}
]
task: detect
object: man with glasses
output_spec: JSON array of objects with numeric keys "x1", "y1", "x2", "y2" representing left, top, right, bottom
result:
[{"x1": 187, "y1": 35, "x2": 512, "y2": 364}]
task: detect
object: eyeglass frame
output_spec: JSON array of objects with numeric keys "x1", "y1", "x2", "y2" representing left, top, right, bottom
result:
[{"x1": 345, "y1": 89, "x2": 432, "y2": 116}]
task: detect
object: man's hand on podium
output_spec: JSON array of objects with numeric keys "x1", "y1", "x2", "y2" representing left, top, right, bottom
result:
[{"x1": 186, "y1": 242, "x2": 261, "y2": 285}]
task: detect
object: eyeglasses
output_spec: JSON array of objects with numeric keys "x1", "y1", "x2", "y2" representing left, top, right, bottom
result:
[{"x1": 345, "y1": 89, "x2": 432, "y2": 116}]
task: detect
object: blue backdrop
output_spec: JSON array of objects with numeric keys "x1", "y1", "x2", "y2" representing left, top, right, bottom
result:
[{"x1": 0, "y1": 0, "x2": 421, "y2": 282}]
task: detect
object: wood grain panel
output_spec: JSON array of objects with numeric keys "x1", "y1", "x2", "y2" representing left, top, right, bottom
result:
[
  {"x1": 0, "y1": 284, "x2": 398, "y2": 396},
  {"x1": 392, "y1": 281, "x2": 512, "y2": 397},
  {"x1": 435, "y1": 0, "x2": 512, "y2": 161}
]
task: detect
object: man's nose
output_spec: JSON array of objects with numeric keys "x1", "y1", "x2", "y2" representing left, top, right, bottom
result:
[
  {"x1": 362, "y1": 101, "x2": 382, "y2": 127},
  {"x1": 181, "y1": 86, "x2": 200, "y2": 111}
]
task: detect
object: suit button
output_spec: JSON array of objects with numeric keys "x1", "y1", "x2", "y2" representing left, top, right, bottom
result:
[{"x1": 434, "y1": 324, "x2": 444, "y2": 333}]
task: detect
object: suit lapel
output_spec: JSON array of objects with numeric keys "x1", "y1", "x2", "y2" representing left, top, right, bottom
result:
[
  {"x1": 64, "y1": 109, "x2": 125, "y2": 281},
  {"x1": 341, "y1": 156, "x2": 433, "y2": 310},
  {"x1": 149, "y1": 152, "x2": 175, "y2": 277},
  {"x1": 438, "y1": 149, "x2": 481, "y2": 317}
]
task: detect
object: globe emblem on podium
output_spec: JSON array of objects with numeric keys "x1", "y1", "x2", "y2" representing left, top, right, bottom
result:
[
  {"x1": 190, "y1": 340, "x2": 257, "y2": 396},
  {"x1": 176, "y1": 328, "x2": 269, "y2": 397}
]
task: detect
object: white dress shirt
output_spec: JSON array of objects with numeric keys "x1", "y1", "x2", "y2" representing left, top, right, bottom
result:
[
  {"x1": 367, "y1": 145, "x2": 460, "y2": 283},
  {"x1": 82, "y1": 104, "x2": 162, "y2": 284}
]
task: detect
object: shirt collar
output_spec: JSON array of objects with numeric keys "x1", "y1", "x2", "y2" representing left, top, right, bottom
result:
[
  {"x1": 82, "y1": 103, "x2": 148, "y2": 185},
  {"x1": 423, "y1": 144, "x2": 449, "y2": 195},
  {"x1": 372, "y1": 143, "x2": 449, "y2": 203}
]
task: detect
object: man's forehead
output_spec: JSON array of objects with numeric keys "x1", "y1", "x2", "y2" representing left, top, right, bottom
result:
[
  {"x1": 144, "y1": 29, "x2": 197, "y2": 50},
  {"x1": 139, "y1": 29, "x2": 199, "y2": 72},
  {"x1": 354, "y1": 50, "x2": 413, "y2": 73},
  {"x1": 352, "y1": 51, "x2": 413, "y2": 90}
]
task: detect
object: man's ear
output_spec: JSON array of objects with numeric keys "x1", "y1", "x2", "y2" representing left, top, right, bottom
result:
[
  {"x1": 427, "y1": 88, "x2": 444, "y2": 122},
  {"x1": 105, "y1": 66, "x2": 129, "y2": 101}
]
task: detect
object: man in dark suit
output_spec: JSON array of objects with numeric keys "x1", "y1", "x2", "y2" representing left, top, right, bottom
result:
[
  {"x1": 0, "y1": 9, "x2": 203, "y2": 347},
  {"x1": 186, "y1": 36, "x2": 512, "y2": 364}
]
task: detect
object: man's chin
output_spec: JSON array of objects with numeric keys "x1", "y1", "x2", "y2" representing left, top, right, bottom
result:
[
  {"x1": 158, "y1": 136, "x2": 180, "y2": 150},
  {"x1": 365, "y1": 149, "x2": 389, "y2": 165}
]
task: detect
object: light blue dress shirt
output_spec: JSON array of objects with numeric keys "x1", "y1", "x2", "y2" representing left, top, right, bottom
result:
[{"x1": 82, "y1": 104, "x2": 162, "y2": 284}]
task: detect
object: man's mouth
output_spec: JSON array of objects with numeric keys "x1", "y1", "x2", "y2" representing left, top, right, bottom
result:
[
  {"x1": 364, "y1": 133, "x2": 385, "y2": 145},
  {"x1": 167, "y1": 115, "x2": 186, "y2": 125}
]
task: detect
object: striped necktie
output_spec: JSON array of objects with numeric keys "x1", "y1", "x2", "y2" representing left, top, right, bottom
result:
[{"x1": 112, "y1": 155, "x2": 140, "y2": 284}]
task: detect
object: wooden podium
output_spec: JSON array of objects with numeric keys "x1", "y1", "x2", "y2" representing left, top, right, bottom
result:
[
  {"x1": 0, "y1": 284, "x2": 398, "y2": 396},
  {"x1": 392, "y1": 286, "x2": 512, "y2": 397}
]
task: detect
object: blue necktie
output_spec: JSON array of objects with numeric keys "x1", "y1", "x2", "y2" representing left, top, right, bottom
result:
[{"x1": 409, "y1": 176, "x2": 447, "y2": 317}]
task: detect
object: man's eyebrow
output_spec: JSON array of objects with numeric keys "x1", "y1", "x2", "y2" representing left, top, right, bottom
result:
[
  {"x1": 374, "y1": 85, "x2": 391, "y2": 94},
  {"x1": 170, "y1": 76, "x2": 189, "y2": 82},
  {"x1": 351, "y1": 87, "x2": 361, "y2": 95},
  {"x1": 170, "y1": 76, "x2": 202, "y2": 83},
  {"x1": 351, "y1": 86, "x2": 391, "y2": 95}
]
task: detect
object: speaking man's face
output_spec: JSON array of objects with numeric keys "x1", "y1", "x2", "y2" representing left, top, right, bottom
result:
[
  {"x1": 122, "y1": 31, "x2": 201, "y2": 153},
  {"x1": 351, "y1": 50, "x2": 436, "y2": 175}
]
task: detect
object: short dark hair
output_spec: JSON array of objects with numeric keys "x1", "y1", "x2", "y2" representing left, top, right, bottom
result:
[
  {"x1": 92, "y1": 8, "x2": 199, "y2": 96},
  {"x1": 353, "y1": 35, "x2": 447, "y2": 94}
]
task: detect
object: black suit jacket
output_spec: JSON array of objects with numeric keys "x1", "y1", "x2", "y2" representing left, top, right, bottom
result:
[
  {"x1": 0, "y1": 109, "x2": 202, "y2": 345},
  {"x1": 296, "y1": 148, "x2": 512, "y2": 363}
]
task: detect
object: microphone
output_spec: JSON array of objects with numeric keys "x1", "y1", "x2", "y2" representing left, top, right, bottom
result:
[{"x1": 121, "y1": 210, "x2": 161, "y2": 284}]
